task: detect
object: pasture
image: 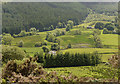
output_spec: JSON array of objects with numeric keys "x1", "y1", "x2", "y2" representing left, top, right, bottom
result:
[
  {"x1": 12, "y1": 33, "x2": 46, "y2": 47},
  {"x1": 99, "y1": 34, "x2": 118, "y2": 48},
  {"x1": 62, "y1": 48, "x2": 118, "y2": 54},
  {"x1": 45, "y1": 64, "x2": 118, "y2": 79},
  {"x1": 57, "y1": 34, "x2": 94, "y2": 46}
]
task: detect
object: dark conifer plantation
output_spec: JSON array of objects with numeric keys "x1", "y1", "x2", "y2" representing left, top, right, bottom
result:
[
  {"x1": 43, "y1": 52, "x2": 101, "y2": 68},
  {"x1": 2, "y1": 2, "x2": 88, "y2": 34}
]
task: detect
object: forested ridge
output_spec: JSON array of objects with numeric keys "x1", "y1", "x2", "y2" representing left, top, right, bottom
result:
[
  {"x1": 2, "y1": 2, "x2": 118, "y2": 35},
  {"x1": 82, "y1": 2, "x2": 118, "y2": 16},
  {"x1": 2, "y1": 2, "x2": 88, "y2": 34}
]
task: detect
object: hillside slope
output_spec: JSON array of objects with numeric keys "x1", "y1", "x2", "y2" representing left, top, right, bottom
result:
[
  {"x1": 2, "y1": 2, "x2": 118, "y2": 35},
  {"x1": 2, "y1": 2, "x2": 88, "y2": 34},
  {"x1": 82, "y1": 2, "x2": 118, "y2": 16}
]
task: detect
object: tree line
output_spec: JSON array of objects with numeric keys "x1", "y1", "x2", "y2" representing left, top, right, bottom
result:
[
  {"x1": 35, "y1": 52, "x2": 101, "y2": 68},
  {"x1": 95, "y1": 22, "x2": 119, "y2": 34}
]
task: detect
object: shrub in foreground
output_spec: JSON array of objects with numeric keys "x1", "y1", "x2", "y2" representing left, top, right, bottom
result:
[
  {"x1": 2, "y1": 46, "x2": 25, "y2": 63},
  {"x1": 1, "y1": 57, "x2": 81, "y2": 83},
  {"x1": 2, "y1": 34, "x2": 13, "y2": 45},
  {"x1": 2, "y1": 57, "x2": 116, "y2": 83}
]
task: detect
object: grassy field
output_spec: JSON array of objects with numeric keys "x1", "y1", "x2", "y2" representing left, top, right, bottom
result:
[
  {"x1": 45, "y1": 64, "x2": 117, "y2": 79},
  {"x1": 21, "y1": 47, "x2": 43, "y2": 57},
  {"x1": 21, "y1": 47, "x2": 43, "y2": 53},
  {"x1": 12, "y1": 32, "x2": 46, "y2": 47},
  {"x1": 101, "y1": 54, "x2": 114, "y2": 62},
  {"x1": 69, "y1": 28, "x2": 94, "y2": 34},
  {"x1": 99, "y1": 34, "x2": 118, "y2": 48},
  {"x1": 62, "y1": 48, "x2": 118, "y2": 54},
  {"x1": 57, "y1": 34, "x2": 94, "y2": 46}
]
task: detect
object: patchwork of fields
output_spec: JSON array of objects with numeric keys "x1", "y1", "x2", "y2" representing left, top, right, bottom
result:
[
  {"x1": 10, "y1": 14, "x2": 118, "y2": 79},
  {"x1": 12, "y1": 21, "x2": 118, "y2": 63}
]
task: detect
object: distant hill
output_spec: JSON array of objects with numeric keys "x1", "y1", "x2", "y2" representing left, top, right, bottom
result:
[
  {"x1": 2, "y1": 2, "x2": 118, "y2": 35},
  {"x1": 2, "y1": 2, "x2": 88, "y2": 34},
  {"x1": 82, "y1": 2, "x2": 118, "y2": 16}
]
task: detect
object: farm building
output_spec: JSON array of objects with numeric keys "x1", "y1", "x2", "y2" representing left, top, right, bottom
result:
[
  {"x1": 87, "y1": 26, "x2": 94, "y2": 29},
  {"x1": 48, "y1": 51, "x2": 56, "y2": 55}
]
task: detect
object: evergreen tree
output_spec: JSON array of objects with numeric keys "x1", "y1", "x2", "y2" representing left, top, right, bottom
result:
[
  {"x1": 67, "y1": 43, "x2": 72, "y2": 48},
  {"x1": 91, "y1": 55, "x2": 96, "y2": 65},
  {"x1": 74, "y1": 53, "x2": 78, "y2": 66},
  {"x1": 64, "y1": 52, "x2": 70, "y2": 66}
]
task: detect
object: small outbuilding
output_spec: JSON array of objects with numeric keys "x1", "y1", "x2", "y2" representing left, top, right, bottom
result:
[
  {"x1": 87, "y1": 26, "x2": 94, "y2": 29},
  {"x1": 48, "y1": 51, "x2": 56, "y2": 55}
]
